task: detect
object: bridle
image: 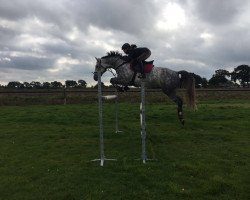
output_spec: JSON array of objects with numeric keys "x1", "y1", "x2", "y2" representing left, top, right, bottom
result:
[
  {"x1": 93, "y1": 56, "x2": 130, "y2": 92},
  {"x1": 93, "y1": 56, "x2": 127, "y2": 76},
  {"x1": 92, "y1": 58, "x2": 106, "y2": 78}
]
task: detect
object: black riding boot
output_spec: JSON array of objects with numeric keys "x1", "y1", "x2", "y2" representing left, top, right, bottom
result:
[{"x1": 138, "y1": 61, "x2": 146, "y2": 79}]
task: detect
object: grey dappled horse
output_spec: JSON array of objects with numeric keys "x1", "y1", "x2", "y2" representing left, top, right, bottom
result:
[{"x1": 93, "y1": 52, "x2": 196, "y2": 125}]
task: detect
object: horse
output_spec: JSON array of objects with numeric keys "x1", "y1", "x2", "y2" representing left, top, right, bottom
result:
[{"x1": 93, "y1": 51, "x2": 196, "y2": 125}]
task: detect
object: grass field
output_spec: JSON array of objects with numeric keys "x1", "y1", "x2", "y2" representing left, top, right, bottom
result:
[{"x1": 0, "y1": 99, "x2": 250, "y2": 199}]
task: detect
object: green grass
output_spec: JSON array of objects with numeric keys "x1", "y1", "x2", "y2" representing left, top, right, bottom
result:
[{"x1": 0, "y1": 101, "x2": 249, "y2": 200}]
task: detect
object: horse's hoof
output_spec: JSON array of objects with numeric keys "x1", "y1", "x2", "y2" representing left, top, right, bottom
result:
[
  {"x1": 117, "y1": 87, "x2": 124, "y2": 92},
  {"x1": 124, "y1": 86, "x2": 130, "y2": 91}
]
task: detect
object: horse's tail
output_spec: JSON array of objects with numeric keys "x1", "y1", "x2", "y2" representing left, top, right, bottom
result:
[{"x1": 178, "y1": 70, "x2": 197, "y2": 110}]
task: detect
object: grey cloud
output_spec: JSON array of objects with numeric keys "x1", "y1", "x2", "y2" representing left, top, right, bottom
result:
[
  {"x1": 0, "y1": 0, "x2": 69, "y2": 23},
  {"x1": 43, "y1": 42, "x2": 75, "y2": 56},
  {"x1": 211, "y1": 33, "x2": 250, "y2": 64},
  {"x1": 69, "y1": 0, "x2": 158, "y2": 34},
  {"x1": 0, "y1": 0, "x2": 250, "y2": 85},
  {"x1": 0, "y1": 56, "x2": 54, "y2": 70},
  {"x1": 192, "y1": 0, "x2": 248, "y2": 25},
  {"x1": 0, "y1": 27, "x2": 18, "y2": 41}
]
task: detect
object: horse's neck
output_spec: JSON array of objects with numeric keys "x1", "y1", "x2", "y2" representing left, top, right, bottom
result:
[
  {"x1": 116, "y1": 62, "x2": 133, "y2": 76},
  {"x1": 114, "y1": 58, "x2": 125, "y2": 68},
  {"x1": 106, "y1": 57, "x2": 122, "y2": 70}
]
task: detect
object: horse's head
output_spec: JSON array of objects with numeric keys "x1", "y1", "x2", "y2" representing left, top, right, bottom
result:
[
  {"x1": 93, "y1": 57, "x2": 109, "y2": 81},
  {"x1": 93, "y1": 53, "x2": 123, "y2": 81}
]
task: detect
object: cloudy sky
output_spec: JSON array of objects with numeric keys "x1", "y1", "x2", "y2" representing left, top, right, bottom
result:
[{"x1": 0, "y1": 0, "x2": 250, "y2": 86}]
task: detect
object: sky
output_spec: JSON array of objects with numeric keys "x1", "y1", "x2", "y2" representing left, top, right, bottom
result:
[{"x1": 0, "y1": 0, "x2": 250, "y2": 86}]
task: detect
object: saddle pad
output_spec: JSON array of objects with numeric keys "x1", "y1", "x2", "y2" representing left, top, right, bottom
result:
[{"x1": 143, "y1": 60, "x2": 154, "y2": 73}]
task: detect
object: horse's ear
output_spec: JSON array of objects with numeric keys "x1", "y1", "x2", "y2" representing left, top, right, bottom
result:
[{"x1": 95, "y1": 57, "x2": 101, "y2": 63}]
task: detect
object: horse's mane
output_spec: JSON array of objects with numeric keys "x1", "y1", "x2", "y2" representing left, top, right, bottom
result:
[{"x1": 101, "y1": 51, "x2": 122, "y2": 59}]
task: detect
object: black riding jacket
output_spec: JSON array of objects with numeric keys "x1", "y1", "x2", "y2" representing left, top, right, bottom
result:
[{"x1": 122, "y1": 47, "x2": 150, "y2": 62}]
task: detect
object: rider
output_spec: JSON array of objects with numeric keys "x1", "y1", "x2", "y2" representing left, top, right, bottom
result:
[{"x1": 121, "y1": 43, "x2": 151, "y2": 79}]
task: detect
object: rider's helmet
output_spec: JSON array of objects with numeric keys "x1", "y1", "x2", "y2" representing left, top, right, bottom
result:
[{"x1": 121, "y1": 43, "x2": 130, "y2": 50}]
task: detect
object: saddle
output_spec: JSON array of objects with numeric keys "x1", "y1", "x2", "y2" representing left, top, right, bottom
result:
[
  {"x1": 128, "y1": 60, "x2": 154, "y2": 86},
  {"x1": 130, "y1": 60, "x2": 154, "y2": 73}
]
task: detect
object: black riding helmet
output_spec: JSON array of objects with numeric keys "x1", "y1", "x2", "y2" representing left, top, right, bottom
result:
[{"x1": 121, "y1": 43, "x2": 130, "y2": 50}]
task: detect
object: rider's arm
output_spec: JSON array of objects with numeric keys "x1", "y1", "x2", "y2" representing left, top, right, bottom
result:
[{"x1": 121, "y1": 55, "x2": 132, "y2": 62}]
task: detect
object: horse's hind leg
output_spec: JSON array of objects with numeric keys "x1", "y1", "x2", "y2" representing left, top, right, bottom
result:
[{"x1": 166, "y1": 90, "x2": 184, "y2": 125}]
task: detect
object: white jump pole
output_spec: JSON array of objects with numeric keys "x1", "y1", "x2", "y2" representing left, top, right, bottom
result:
[
  {"x1": 92, "y1": 69, "x2": 116, "y2": 166},
  {"x1": 140, "y1": 80, "x2": 147, "y2": 163},
  {"x1": 140, "y1": 80, "x2": 154, "y2": 164},
  {"x1": 115, "y1": 90, "x2": 122, "y2": 134},
  {"x1": 102, "y1": 95, "x2": 117, "y2": 100}
]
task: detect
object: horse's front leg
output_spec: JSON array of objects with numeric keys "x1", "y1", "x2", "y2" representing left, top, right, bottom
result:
[
  {"x1": 110, "y1": 77, "x2": 120, "y2": 85},
  {"x1": 110, "y1": 76, "x2": 130, "y2": 86},
  {"x1": 110, "y1": 77, "x2": 130, "y2": 92}
]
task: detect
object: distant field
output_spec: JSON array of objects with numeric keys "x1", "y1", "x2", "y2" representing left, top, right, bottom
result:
[
  {"x1": 0, "y1": 88, "x2": 249, "y2": 105},
  {"x1": 0, "y1": 99, "x2": 249, "y2": 199}
]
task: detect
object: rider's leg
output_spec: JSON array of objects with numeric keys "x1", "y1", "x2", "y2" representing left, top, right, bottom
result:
[
  {"x1": 137, "y1": 50, "x2": 151, "y2": 79},
  {"x1": 138, "y1": 60, "x2": 146, "y2": 79}
]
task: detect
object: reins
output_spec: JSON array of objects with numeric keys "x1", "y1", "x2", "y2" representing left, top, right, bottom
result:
[{"x1": 115, "y1": 61, "x2": 128, "y2": 70}]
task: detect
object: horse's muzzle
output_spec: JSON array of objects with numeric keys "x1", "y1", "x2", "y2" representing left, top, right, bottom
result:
[{"x1": 93, "y1": 72, "x2": 98, "y2": 81}]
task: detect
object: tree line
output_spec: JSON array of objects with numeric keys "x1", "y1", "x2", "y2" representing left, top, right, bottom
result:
[
  {"x1": 194, "y1": 64, "x2": 250, "y2": 88},
  {"x1": 0, "y1": 80, "x2": 87, "y2": 89},
  {"x1": 1, "y1": 64, "x2": 249, "y2": 89}
]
